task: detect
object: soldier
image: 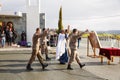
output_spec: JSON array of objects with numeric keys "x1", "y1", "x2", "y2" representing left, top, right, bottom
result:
[
  {"x1": 67, "y1": 28, "x2": 88, "y2": 70},
  {"x1": 26, "y1": 28, "x2": 48, "y2": 70},
  {"x1": 40, "y1": 28, "x2": 51, "y2": 61}
]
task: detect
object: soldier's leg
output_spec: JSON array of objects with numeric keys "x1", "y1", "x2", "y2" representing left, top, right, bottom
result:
[
  {"x1": 26, "y1": 50, "x2": 37, "y2": 70},
  {"x1": 67, "y1": 49, "x2": 75, "y2": 70},
  {"x1": 37, "y1": 50, "x2": 48, "y2": 70},
  {"x1": 41, "y1": 45, "x2": 44, "y2": 54},
  {"x1": 28, "y1": 50, "x2": 37, "y2": 64},
  {"x1": 67, "y1": 47, "x2": 71, "y2": 57},
  {"x1": 40, "y1": 45, "x2": 45, "y2": 60},
  {"x1": 37, "y1": 50, "x2": 44, "y2": 63},
  {"x1": 75, "y1": 52, "x2": 85, "y2": 68},
  {"x1": 45, "y1": 46, "x2": 51, "y2": 60},
  {"x1": 41, "y1": 44, "x2": 51, "y2": 60}
]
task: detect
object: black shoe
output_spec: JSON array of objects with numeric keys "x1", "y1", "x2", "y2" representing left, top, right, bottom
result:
[
  {"x1": 26, "y1": 64, "x2": 33, "y2": 71},
  {"x1": 42, "y1": 63, "x2": 48, "y2": 70},
  {"x1": 67, "y1": 65, "x2": 73, "y2": 70},
  {"x1": 60, "y1": 62, "x2": 65, "y2": 65},
  {"x1": 46, "y1": 57, "x2": 51, "y2": 61},
  {"x1": 27, "y1": 67, "x2": 33, "y2": 70},
  {"x1": 67, "y1": 67, "x2": 73, "y2": 70},
  {"x1": 80, "y1": 64, "x2": 85, "y2": 68}
]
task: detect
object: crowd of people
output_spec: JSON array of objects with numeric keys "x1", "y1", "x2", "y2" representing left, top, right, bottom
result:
[
  {"x1": 0, "y1": 22, "x2": 88, "y2": 70},
  {"x1": 0, "y1": 22, "x2": 17, "y2": 48},
  {"x1": 26, "y1": 26, "x2": 89, "y2": 71}
]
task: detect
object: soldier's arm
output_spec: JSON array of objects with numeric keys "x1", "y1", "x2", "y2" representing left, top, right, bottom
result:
[
  {"x1": 41, "y1": 29, "x2": 49, "y2": 38},
  {"x1": 77, "y1": 29, "x2": 89, "y2": 38},
  {"x1": 33, "y1": 34, "x2": 40, "y2": 42},
  {"x1": 67, "y1": 25, "x2": 70, "y2": 34},
  {"x1": 66, "y1": 33, "x2": 72, "y2": 41},
  {"x1": 34, "y1": 33, "x2": 42, "y2": 39}
]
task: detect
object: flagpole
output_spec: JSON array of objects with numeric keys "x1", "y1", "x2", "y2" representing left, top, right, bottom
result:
[{"x1": 60, "y1": 0, "x2": 63, "y2": 6}]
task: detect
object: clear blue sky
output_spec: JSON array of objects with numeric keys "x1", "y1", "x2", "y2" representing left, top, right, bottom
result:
[{"x1": 0, "y1": 0, "x2": 120, "y2": 31}]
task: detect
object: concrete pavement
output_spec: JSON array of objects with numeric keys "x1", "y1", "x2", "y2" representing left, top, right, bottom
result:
[{"x1": 0, "y1": 50, "x2": 106, "y2": 80}]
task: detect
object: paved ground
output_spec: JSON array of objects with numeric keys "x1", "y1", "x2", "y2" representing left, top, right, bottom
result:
[
  {"x1": 0, "y1": 38, "x2": 120, "y2": 80},
  {"x1": 0, "y1": 51, "x2": 106, "y2": 80}
]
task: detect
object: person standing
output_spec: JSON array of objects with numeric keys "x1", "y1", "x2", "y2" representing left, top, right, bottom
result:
[
  {"x1": 59, "y1": 25, "x2": 71, "y2": 64},
  {"x1": 1, "y1": 30, "x2": 6, "y2": 47},
  {"x1": 21, "y1": 31, "x2": 26, "y2": 41},
  {"x1": 5, "y1": 26, "x2": 9, "y2": 44},
  {"x1": 77, "y1": 37, "x2": 81, "y2": 49},
  {"x1": 26, "y1": 28, "x2": 48, "y2": 70},
  {"x1": 67, "y1": 29, "x2": 88, "y2": 70},
  {"x1": 59, "y1": 29, "x2": 70, "y2": 64},
  {"x1": 12, "y1": 30, "x2": 17, "y2": 44},
  {"x1": 20, "y1": 31, "x2": 27, "y2": 46},
  {"x1": 56, "y1": 30, "x2": 66, "y2": 60},
  {"x1": 40, "y1": 28, "x2": 51, "y2": 61},
  {"x1": 8, "y1": 28, "x2": 13, "y2": 46}
]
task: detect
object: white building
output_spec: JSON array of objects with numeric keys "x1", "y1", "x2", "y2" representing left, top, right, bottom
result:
[{"x1": 26, "y1": 0, "x2": 40, "y2": 43}]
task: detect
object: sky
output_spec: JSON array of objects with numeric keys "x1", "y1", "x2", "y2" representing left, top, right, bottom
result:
[{"x1": 0, "y1": 0, "x2": 120, "y2": 31}]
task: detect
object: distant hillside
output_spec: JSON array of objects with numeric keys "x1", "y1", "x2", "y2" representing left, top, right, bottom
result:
[{"x1": 97, "y1": 30, "x2": 120, "y2": 34}]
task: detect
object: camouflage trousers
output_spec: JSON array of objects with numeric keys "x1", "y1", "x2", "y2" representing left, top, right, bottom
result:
[
  {"x1": 68, "y1": 48, "x2": 81, "y2": 64},
  {"x1": 28, "y1": 49, "x2": 44, "y2": 64}
]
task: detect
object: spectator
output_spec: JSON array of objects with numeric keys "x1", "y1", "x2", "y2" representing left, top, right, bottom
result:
[
  {"x1": 8, "y1": 28, "x2": 13, "y2": 46},
  {"x1": 13, "y1": 30, "x2": 17, "y2": 44},
  {"x1": 21, "y1": 31, "x2": 26, "y2": 41},
  {"x1": 78, "y1": 37, "x2": 81, "y2": 48},
  {"x1": 1, "y1": 30, "x2": 6, "y2": 47},
  {"x1": 5, "y1": 26, "x2": 9, "y2": 44}
]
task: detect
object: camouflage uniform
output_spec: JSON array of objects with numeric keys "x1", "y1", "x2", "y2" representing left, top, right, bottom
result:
[
  {"x1": 26, "y1": 28, "x2": 48, "y2": 70},
  {"x1": 40, "y1": 31, "x2": 50, "y2": 60},
  {"x1": 28, "y1": 33, "x2": 44, "y2": 64},
  {"x1": 68, "y1": 32, "x2": 82, "y2": 63}
]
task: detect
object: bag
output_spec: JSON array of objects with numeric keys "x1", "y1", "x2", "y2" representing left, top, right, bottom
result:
[
  {"x1": 21, "y1": 41, "x2": 27, "y2": 46},
  {"x1": 27, "y1": 42, "x2": 31, "y2": 47},
  {"x1": 59, "y1": 48, "x2": 68, "y2": 64}
]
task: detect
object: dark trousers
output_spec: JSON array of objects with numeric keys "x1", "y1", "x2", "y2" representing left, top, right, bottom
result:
[{"x1": 8, "y1": 37, "x2": 12, "y2": 46}]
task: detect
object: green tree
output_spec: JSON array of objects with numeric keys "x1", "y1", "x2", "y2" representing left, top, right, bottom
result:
[{"x1": 58, "y1": 6, "x2": 64, "y2": 33}]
